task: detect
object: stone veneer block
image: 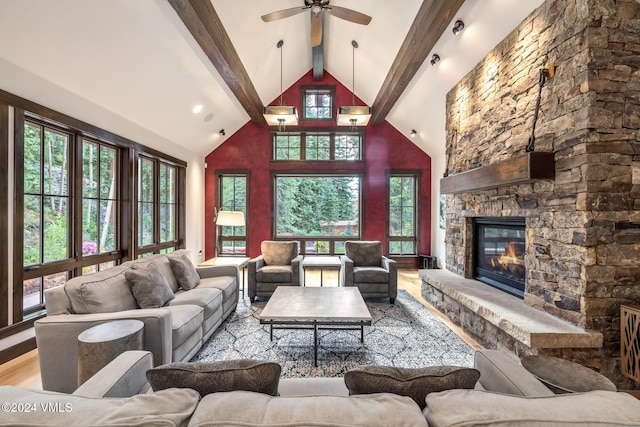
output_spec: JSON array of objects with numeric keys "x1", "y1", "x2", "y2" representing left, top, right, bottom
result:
[{"x1": 419, "y1": 270, "x2": 602, "y2": 349}]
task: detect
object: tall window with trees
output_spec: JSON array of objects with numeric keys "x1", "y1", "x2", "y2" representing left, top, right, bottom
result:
[
  {"x1": 82, "y1": 139, "x2": 119, "y2": 273},
  {"x1": 388, "y1": 174, "x2": 418, "y2": 256},
  {"x1": 21, "y1": 120, "x2": 72, "y2": 315},
  {"x1": 136, "y1": 155, "x2": 181, "y2": 257},
  {"x1": 274, "y1": 174, "x2": 360, "y2": 254},
  {"x1": 217, "y1": 173, "x2": 247, "y2": 255}
]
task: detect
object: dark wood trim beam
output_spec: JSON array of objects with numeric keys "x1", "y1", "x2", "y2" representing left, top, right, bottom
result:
[
  {"x1": 167, "y1": 0, "x2": 266, "y2": 126},
  {"x1": 371, "y1": 0, "x2": 465, "y2": 125},
  {"x1": 0, "y1": 103, "x2": 8, "y2": 328},
  {"x1": 440, "y1": 152, "x2": 555, "y2": 194}
]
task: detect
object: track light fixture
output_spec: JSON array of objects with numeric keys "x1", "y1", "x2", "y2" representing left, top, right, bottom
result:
[
  {"x1": 452, "y1": 20, "x2": 465, "y2": 35},
  {"x1": 410, "y1": 129, "x2": 417, "y2": 138},
  {"x1": 430, "y1": 54, "x2": 440, "y2": 66},
  {"x1": 219, "y1": 129, "x2": 225, "y2": 136}
]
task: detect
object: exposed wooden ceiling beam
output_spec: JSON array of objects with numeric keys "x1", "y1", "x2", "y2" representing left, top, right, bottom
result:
[
  {"x1": 167, "y1": 0, "x2": 266, "y2": 126},
  {"x1": 370, "y1": 0, "x2": 465, "y2": 125}
]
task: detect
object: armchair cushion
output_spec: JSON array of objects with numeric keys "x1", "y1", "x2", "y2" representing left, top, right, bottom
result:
[
  {"x1": 261, "y1": 241, "x2": 298, "y2": 265},
  {"x1": 353, "y1": 267, "x2": 389, "y2": 283},
  {"x1": 345, "y1": 365, "x2": 480, "y2": 410},
  {"x1": 147, "y1": 359, "x2": 281, "y2": 396},
  {"x1": 345, "y1": 241, "x2": 383, "y2": 266},
  {"x1": 256, "y1": 265, "x2": 293, "y2": 283},
  {"x1": 168, "y1": 254, "x2": 201, "y2": 290},
  {"x1": 125, "y1": 262, "x2": 175, "y2": 309}
]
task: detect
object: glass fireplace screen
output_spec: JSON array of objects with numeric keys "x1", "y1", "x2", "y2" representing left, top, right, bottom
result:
[{"x1": 473, "y1": 217, "x2": 526, "y2": 298}]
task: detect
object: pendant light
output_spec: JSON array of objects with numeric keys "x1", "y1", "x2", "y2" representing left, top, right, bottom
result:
[
  {"x1": 263, "y1": 40, "x2": 298, "y2": 131},
  {"x1": 337, "y1": 40, "x2": 371, "y2": 129}
]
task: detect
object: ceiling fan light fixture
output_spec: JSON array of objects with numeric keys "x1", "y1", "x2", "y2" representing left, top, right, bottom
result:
[{"x1": 263, "y1": 40, "x2": 298, "y2": 131}]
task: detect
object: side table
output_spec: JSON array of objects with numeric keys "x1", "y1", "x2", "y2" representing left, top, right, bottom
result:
[
  {"x1": 521, "y1": 354, "x2": 617, "y2": 394},
  {"x1": 77, "y1": 319, "x2": 144, "y2": 386},
  {"x1": 302, "y1": 256, "x2": 342, "y2": 287}
]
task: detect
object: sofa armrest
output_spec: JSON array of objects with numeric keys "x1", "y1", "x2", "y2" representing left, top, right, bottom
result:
[
  {"x1": 35, "y1": 309, "x2": 173, "y2": 394},
  {"x1": 382, "y1": 256, "x2": 398, "y2": 300},
  {"x1": 73, "y1": 351, "x2": 152, "y2": 398},
  {"x1": 248, "y1": 256, "x2": 264, "y2": 299},
  {"x1": 340, "y1": 256, "x2": 354, "y2": 287},
  {"x1": 474, "y1": 350, "x2": 554, "y2": 397},
  {"x1": 196, "y1": 264, "x2": 240, "y2": 284}
]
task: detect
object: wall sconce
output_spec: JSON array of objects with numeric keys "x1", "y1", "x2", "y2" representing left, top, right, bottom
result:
[
  {"x1": 219, "y1": 129, "x2": 225, "y2": 136},
  {"x1": 452, "y1": 20, "x2": 465, "y2": 35},
  {"x1": 410, "y1": 129, "x2": 417, "y2": 138},
  {"x1": 430, "y1": 54, "x2": 440, "y2": 66}
]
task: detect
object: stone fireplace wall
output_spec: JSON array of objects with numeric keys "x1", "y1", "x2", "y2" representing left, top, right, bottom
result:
[{"x1": 442, "y1": 0, "x2": 640, "y2": 387}]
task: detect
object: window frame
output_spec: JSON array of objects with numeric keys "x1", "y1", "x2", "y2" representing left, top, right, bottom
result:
[
  {"x1": 387, "y1": 171, "x2": 420, "y2": 257},
  {"x1": 300, "y1": 85, "x2": 335, "y2": 121},
  {"x1": 272, "y1": 172, "x2": 362, "y2": 255},
  {"x1": 216, "y1": 170, "x2": 249, "y2": 256},
  {"x1": 271, "y1": 130, "x2": 363, "y2": 162}
]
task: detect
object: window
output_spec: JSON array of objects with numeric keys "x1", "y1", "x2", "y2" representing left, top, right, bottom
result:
[
  {"x1": 301, "y1": 86, "x2": 334, "y2": 120},
  {"x1": 388, "y1": 174, "x2": 419, "y2": 256},
  {"x1": 217, "y1": 173, "x2": 248, "y2": 255},
  {"x1": 274, "y1": 174, "x2": 360, "y2": 255},
  {"x1": 21, "y1": 121, "x2": 72, "y2": 315},
  {"x1": 272, "y1": 132, "x2": 362, "y2": 161},
  {"x1": 137, "y1": 156, "x2": 181, "y2": 257}
]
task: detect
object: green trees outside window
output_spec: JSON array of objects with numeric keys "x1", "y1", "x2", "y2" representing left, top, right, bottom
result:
[
  {"x1": 273, "y1": 132, "x2": 362, "y2": 161},
  {"x1": 218, "y1": 174, "x2": 247, "y2": 255},
  {"x1": 388, "y1": 175, "x2": 418, "y2": 255},
  {"x1": 303, "y1": 88, "x2": 333, "y2": 119}
]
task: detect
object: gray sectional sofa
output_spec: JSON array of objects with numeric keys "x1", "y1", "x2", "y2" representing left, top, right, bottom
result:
[
  {"x1": 1, "y1": 349, "x2": 639, "y2": 426},
  {"x1": 34, "y1": 249, "x2": 239, "y2": 393}
]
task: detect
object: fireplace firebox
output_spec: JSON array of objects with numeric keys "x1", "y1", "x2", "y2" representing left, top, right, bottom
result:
[{"x1": 473, "y1": 217, "x2": 526, "y2": 298}]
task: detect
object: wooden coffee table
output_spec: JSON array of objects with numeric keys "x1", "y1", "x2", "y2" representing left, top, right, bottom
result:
[{"x1": 259, "y1": 287, "x2": 372, "y2": 366}]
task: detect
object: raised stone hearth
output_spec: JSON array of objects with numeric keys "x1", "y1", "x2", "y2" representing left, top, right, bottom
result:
[{"x1": 432, "y1": 0, "x2": 640, "y2": 389}]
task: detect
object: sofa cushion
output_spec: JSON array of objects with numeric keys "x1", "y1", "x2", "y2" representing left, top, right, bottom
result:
[
  {"x1": 345, "y1": 365, "x2": 480, "y2": 410},
  {"x1": 261, "y1": 241, "x2": 298, "y2": 265},
  {"x1": 125, "y1": 261, "x2": 175, "y2": 308},
  {"x1": 165, "y1": 305, "x2": 204, "y2": 347},
  {"x1": 424, "y1": 389, "x2": 640, "y2": 427},
  {"x1": 256, "y1": 265, "x2": 293, "y2": 283},
  {"x1": 169, "y1": 255, "x2": 201, "y2": 290},
  {"x1": 169, "y1": 288, "x2": 222, "y2": 319},
  {"x1": 65, "y1": 266, "x2": 138, "y2": 314},
  {"x1": 345, "y1": 241, "x2": 383, "y2": 266},
  {"x1": 197, "y1": 276, "x2": 237, "y2": 302},
  {"x1": 123, "y1": 254, "x2": 181, "y2": 293},
  {"x1": 189, "y1": 391, "x2": 428, "y2": 427},
  {"x1": 147, "y1": 359, "x2": 281, "y2": 396},
  {"x1": 0, "y1": 386, "x2": 199, "y2": 427}
]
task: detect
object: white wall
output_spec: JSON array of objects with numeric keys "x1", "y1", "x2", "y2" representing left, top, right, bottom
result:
[
  {"x1": 430, "y1": 152, "x2": 447, "y2": 269},
  {"x1": 0, "y1": 57, "x2": 206, "y2": 257}
]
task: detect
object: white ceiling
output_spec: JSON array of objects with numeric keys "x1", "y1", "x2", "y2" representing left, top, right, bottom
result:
[{"x1": 0, "y1": 0, "x2": 544, "y2": 158}]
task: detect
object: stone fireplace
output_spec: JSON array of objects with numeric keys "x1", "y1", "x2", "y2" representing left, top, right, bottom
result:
[{"x1": 421, "y1": 0, "x2": 640, "y2": 389}]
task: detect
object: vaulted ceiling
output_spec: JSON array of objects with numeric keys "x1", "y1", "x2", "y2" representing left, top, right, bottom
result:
[{"x1": 0, "y1": 0, "x2": 544, "y2": 158}]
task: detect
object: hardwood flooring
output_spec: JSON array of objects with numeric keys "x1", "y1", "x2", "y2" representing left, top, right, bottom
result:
[{"x1": 0, "y1": 269, "x2": 481, "y2": 390}]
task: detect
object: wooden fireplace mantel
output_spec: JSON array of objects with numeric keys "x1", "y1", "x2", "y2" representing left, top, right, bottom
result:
[{"x1": 440, "y1": 152, "x2": 555, "y2": 194}]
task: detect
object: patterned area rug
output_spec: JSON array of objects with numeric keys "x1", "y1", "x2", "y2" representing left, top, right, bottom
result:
[{"x1": 191, "y1": 290, "x2": 475, "y2": 377}]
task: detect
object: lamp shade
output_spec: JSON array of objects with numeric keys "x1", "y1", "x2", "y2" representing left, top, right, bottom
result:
[
  {"x1": 336, "y1": 105, "x2": 371, "y2": 127},
  {"x1": 215, "y1": 211, "x2": 245, "y2": 226},
  {"x1": 263, "y1": 105, "x2": 299, "y2": 127}
]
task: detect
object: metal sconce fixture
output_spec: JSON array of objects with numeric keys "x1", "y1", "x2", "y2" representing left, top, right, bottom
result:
[
  {"x1": 263, "y1": 40, "x2": 298, "y2": 131},
  {"x1": 452, "y1": 20, "x2": 465, "y2": 35},
  {"x1": 430, "y1": 54, "x2": 440, "y2": 66},
  {"x1": 337, "y1": 40, "x2": 372, "y2": 129}
]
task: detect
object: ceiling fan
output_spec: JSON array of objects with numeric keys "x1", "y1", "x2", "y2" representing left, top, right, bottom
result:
[{"x1": 261, "y1": 1, "x2": 372, "y2": 47}]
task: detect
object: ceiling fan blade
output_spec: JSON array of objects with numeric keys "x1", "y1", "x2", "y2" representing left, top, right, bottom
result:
[
  {"x1": 326, "y1": 6, "x2": 372, "y2": 25},
  {"x1": 261, "y1": 7, "x2": 307, "y2": 22},
  {"x1": 311, "y1": 13, "x2": 323, "y2": 47}
]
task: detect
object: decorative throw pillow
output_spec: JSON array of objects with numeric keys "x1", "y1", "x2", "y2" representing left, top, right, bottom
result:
[
  {"x1": 146, "y1": 359, "x2": 282, "y2": 396},
  {"x1": 124, "y1": 261, "x2": 175, "y2": 308},
  {"x1": 344, "y1": 365, "x2": 480, "y2": 410},
  {"x1": 345, "y1": 241, "x2": 383, "y2": 266},
  {"x1": 168, "y1": 254, "x2": 201, "y2": 290}
]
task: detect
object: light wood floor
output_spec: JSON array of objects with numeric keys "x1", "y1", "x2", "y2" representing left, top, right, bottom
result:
[{"x1": 0, "y1": 269, "x2": 481, "y2": 389}]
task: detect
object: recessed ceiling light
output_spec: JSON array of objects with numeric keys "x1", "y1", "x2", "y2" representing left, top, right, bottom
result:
[{"x1": 192, "y1": 104, "x2": 203, "y2": 114}]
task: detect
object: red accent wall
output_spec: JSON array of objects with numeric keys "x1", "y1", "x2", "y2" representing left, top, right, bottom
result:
[{"x1": 204, "y1": 70, "x2": 432, "y2": 264}]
